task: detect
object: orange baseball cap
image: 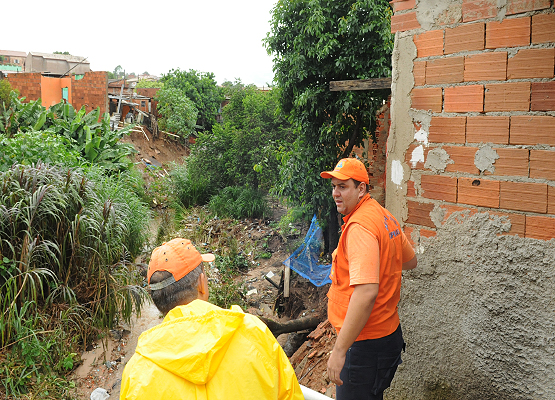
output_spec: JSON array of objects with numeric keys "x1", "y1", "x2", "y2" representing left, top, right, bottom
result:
[
  {"x1": 320, "y1": 158, "x2": 369, "y2": 184},
  {"x1": 147, "y1": 238, "x2": 215, "y2": 290}
]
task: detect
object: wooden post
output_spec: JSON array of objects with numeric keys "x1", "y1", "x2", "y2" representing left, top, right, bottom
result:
[{"x1": 284, "y1": 265, "x2": 291, "y2": 298}]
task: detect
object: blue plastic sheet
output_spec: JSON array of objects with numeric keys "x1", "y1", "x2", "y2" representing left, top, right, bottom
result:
[{"x1": 282, "y1": 215, "x2": 332, "y2": 287}]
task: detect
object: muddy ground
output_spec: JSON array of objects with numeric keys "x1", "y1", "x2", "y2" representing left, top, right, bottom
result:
[{"x1": 72, "y1": 129, "x2": 337, "y2": 398}]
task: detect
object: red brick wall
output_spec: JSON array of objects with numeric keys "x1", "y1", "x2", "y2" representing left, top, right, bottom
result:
[
  {"x1": 72, "y1": 71, "x2": 108, "y2": 115},
  {"x1": 136, "y1": 88, "x2": 160, "y2": 117},
  {"x1": 367, "y1": 99, "x2": 390, "y2": 207},
  {"x1": 392, "y1": 1, "x2": 555, "y2": 241},
  {"x1": 5, "y1": 72, "x2": 42, "y2": 102},
  {"x1": 5, "y1": 71, "x2": 108, "y2": 115}
]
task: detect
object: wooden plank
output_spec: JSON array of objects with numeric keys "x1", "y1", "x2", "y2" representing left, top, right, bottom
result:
[
  {"x1": 329, "y1": 77, "x2": 392, "y2": 91},
  {"x1": 284, "y1": 265, "x2": 291, "y2": 298}
]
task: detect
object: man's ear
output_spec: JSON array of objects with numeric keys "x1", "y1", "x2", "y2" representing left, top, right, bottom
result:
[{"x1": 358, "y1": 182, "x2": 367, "y2": 198}]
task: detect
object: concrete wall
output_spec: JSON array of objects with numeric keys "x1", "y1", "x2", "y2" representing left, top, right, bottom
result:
[{"x1": 388, "y1": 1, "x2": 555, "y2": 399}]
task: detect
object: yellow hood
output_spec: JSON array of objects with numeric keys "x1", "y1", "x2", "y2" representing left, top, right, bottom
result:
[{"x1": 134, "y1": 300, "x2": 244, "y2": 385}]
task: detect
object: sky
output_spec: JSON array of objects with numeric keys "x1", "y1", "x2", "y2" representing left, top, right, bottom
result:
[{"x1": 3, "y1": 0, "x2": 278, "y2": 87}]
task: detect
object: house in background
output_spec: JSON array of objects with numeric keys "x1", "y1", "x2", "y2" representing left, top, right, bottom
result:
[
  {"x1": 0, "y1": 50, "x2": 26, "y2": 66},
  {"x1": 0, "y1": 50, "x2": 26, "y2": 74},
  {"x1": 24, "y1": 52, "x2": 90, "y2": 75}
]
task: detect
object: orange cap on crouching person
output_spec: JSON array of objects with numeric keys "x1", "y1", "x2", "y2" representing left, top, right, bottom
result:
[
  {"x1": 147, "y1": 238, "x2": 215, "y2": 285},
  {"x1": 320, "y1": 158, "x2": 369, "y2": 184}
]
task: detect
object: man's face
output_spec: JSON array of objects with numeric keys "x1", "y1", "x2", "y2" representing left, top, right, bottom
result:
[{"x1": 331, "y1": 177, "x2": 365, "y2": 215}]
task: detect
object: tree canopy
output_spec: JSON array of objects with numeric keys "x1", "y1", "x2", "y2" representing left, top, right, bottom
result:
[
  {"x1": 188, "y1": 82, "x2": 293, "y2": 191},
  {"x1": 161, "y1": 68, "x2": 224, "y2": 133},
  {"x1": 264, "y1": 0, "x2": 394, "y2": 250}
]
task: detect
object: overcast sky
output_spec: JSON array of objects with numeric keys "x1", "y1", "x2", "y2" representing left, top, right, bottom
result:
[{"x1": 3, "y1": 0, "x2": 278, "y2": 87}]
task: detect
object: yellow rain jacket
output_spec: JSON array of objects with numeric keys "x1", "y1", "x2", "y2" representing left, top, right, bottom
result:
[{"x1": 120, "y1": 300, "x2": 304, "y2": 400}]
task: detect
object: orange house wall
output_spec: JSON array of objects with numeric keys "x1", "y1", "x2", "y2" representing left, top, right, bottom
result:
[{"x1": 40, "y1": 76, "x2": 72, "y2": 108}]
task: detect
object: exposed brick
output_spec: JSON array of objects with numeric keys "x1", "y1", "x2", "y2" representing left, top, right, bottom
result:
[
  {"x1": 403, "y1": 225, "x2": 416, "y2": 247},
  {"x1": 507, "y1": 48, "x2": 555, "y2": 79},
  {"x1": 531, "y1": 82, "x2": 555, "y2": 111},
  {"x1": 510, "y1": 115, "x2": 555, "y2": 146},
  {"x1": 429, "y1": 116, "x2": 466, "y2": 144},
  {"x1": 532, "y1": 13, "x2": 555, "y2": 44},
  {"x1": 500, "y1": 181, "x2": 547, "y2": 213},
  {"x1": 549, "y1": 186, "x2": 555, "y2": 215},
  {"x1": 406, "y1": 200, "x2": 435, "y2": 228},
  {"x1": 420, "y1": 229, "x2": 437, "y2": 238},
  {"x1": 484, "y1": 82, "x2": 530, "y2": 112},
  {"x1": 407, "y1": 180, "x2": 416, "y2": 197},
  {"x1": 406, "y1": 144, "x2": 430, "y2": 170},
  {"x1": 439, "y1": 205, "x2": 524, "y2": 236},
  {"x1": 444, "y1": 85, "x2": 484, "y2": 113},
  {"x1": 414, "y1": 30, "x2": 444, "y2": 58},
  {"x1": 458, "y1": 177, "x2": 500, "y2": 208},
  {"x1": 426, "y1": 57, "x2": 464, "y2": 85},
  {"x1": 506, "y1": 0, "x2": 551, "y2": 15},
  {"x1": 421, "y1": 174, "x2": 458, "y2": 203},
  {"x1": 444, "y1": 146, "x2": 480, "y2": 174},
  {"x1": 391, "y1": 11, "x2": 421, "y2": 33},
  {"x1": 462, "y1": 0, "x2": 498, "y2": 22},
  {"x1": 413, "y1": 60, "x2": 426, "y2": 86},
  {"x1": 390, "y1": 0, "x2": 416, "y2": 12},
  {"x1": 464, "y1": 52, "x2": 507, "y2": 82},
  {"x1": 411, "y1": 87, "x2": 443, "y2": 112},
  {"x1": 530, "y1": 150, "x2": 555, "y2": 180},
  {"x1": 440, "y1": 204, "x2": 479, "y2": 223},
  {"x1": 488, "y1": 148, "x2": 529, "y2": 177},
  {"x1": 525, "y1": 215, "x2": 555, "y2": 240},
  {"x1": 466, "y1": 116, "x2": 510, "y2": 144},
  {"x1": 445, "y1": 23, "x2": 485, "y2": 54},
  {"x1": 486, "y1": 17, "x2": 531, "y2": 49},
  {"x1": 489, "y1": 211, "x2": 526, "y2": 236}
]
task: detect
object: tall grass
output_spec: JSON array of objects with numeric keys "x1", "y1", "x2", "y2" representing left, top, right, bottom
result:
[
  {"x1": 208, "y1": 186, "x2": 269, "y2": 219},
  {"x1": 0, "y1": 162, "x2": 150, "y2": 397}
]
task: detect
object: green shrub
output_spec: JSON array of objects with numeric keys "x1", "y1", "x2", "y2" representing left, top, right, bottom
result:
[
  {"x1": 169, "y1": 161, "x2": 213, "y2": 208},
  {"x1": 208, "y1": 186, "x2": 269, "y2": 219},
  {"x1": 0, "y1": 163, "x2": 149, "y2": 351},
  {"x1": 0, "y1": 130, "x2": 84, "y2": 171}
]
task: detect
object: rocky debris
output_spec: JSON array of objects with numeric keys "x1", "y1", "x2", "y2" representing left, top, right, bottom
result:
[{"x1": 290, "y1": 319, "x2": 337, "y2": 398}]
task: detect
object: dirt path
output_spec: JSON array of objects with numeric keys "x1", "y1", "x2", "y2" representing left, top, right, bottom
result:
[{"x1": 72, "y1": 301, "x2": 161, "y2": 399}]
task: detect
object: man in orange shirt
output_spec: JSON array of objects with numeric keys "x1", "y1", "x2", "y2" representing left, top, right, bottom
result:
[{"x1": 320, "y1": 158, "x2": 417, "y2": 400}]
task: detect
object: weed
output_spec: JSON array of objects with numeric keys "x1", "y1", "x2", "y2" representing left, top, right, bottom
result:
[{"x1": 209, "y1": 186, "x2": 269, "y2": 219}]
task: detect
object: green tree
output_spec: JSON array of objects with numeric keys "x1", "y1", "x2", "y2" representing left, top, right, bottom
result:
[
  {"x1": 113, "y1": 65, "x2": 123, "y2": 79},
  {"x1": 161, "y1": 68, "x2": 224, "y2": 133},
  {"x1": 0, "y1": 80, "x2": 18, "y2": 110},
  {"x1": 264, "y1": 0, "x2": 393, "y2": 251},
  {"x1": 189, "y1": 84, "x2": 292, "y2": 191},
  {"x1": 155, "y1": 87, "x2": 198, "y2": 139},
  {"x1": 136, "y1": 80, "x2": 164, "y2": 89}
]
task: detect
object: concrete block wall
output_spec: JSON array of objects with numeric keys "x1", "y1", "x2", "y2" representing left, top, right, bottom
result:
[{"x1": 390, "y1": 1, "x2": 555, "y2": 247}]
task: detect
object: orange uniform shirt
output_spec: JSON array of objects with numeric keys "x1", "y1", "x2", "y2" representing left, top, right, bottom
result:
[{"x1": 327, "y1": 194, "x2": 415, "y2": 340}]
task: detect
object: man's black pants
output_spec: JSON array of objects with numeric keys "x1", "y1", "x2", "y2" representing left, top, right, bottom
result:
[{"x1": 336, "y1": 324, "x2": 405, "y2": 400}]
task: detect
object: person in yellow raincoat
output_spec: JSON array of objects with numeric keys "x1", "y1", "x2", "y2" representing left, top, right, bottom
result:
[{"x1": 120, "y1": 238, "x2": 304, "y2": 400}]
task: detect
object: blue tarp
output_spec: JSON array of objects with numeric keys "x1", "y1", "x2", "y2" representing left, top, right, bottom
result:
[{"x1": 282, "y1": 215, "x2": 332, "y2": 287}]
